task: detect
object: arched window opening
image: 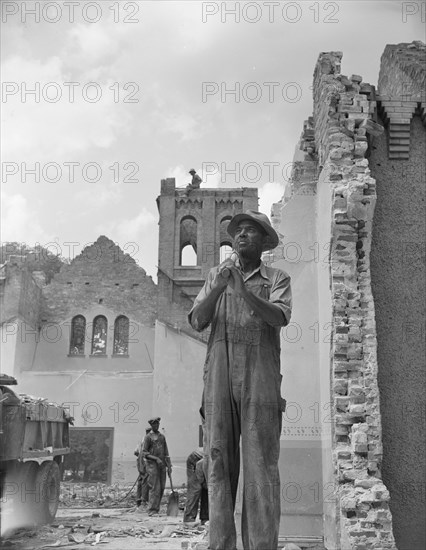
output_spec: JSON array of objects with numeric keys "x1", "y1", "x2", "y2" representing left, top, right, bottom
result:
[
  {"x1": 179, "y1": 216, "x2": 198, "y2": 266},
  {"x1": 219, "y1": 216, "x2": 232, "y2": 246},
  {"x1": 220, "y1": 243, "x2": 234, "y2": 263},
  {"x1": 181, "y1": 244, "x2": 197, "y2": 266},
  {"x1": 92, "y1": 316, "x2": 107, "y2": 355},
  {"x1": 70, "y1": 315, "x2": 86, "y2": 355},
  {"x1": 114, "y1": 316, "x2": 129, "y2": 355}
]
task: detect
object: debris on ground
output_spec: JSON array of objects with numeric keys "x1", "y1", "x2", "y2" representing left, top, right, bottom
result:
[
  {"x1": 2, "y1": 505, "x2": 209, "y2": 550},
  {"x1": 59, "y1": 482, "x2": 187, "y2": 510}
]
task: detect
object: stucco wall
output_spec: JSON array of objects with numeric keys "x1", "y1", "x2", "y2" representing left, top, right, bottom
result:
[
  {"x1": 17, "y1": 370, "x2": 154, "y2": 483},
  {"x1": 369, "y1": 114, "x2": 426, "y2": 550},
  {"x1": 269, "y1": 191, "x2": 323, "y2": 537},
  {"x1": 152, "y1": 320, "x2": 207, "y2": 485}
]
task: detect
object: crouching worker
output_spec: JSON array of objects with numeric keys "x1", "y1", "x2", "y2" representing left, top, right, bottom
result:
[{"x1": 184, "y1": 450, "x2": 208, "y2": 524}]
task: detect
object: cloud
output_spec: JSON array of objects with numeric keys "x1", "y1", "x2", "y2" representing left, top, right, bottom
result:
[
  {"x1": 259, "y1": 182, "x2": 285, "y2": 217},
  {"x1": 2, "y1": 55, "x2": 130, "y2": 161},
  {"x1": 96, "y1": 208, "x2": 157, "y2": 244},
  {"x1": 153, "y1": 111, "x2": 202, "y2": 143},
  {"x1": 1, "y1": 192, "x2": 51, "y2": 245}
]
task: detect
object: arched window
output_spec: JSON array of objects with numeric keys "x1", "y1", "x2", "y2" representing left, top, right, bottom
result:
[
  {"x1": 181, "y1": 244, "x2": 197, "y2": 266},
  {"x1": 180, "y1": 216, "x2": 198, "y2": 266},
  {"x1": 220, "y1": 216, "x2": 232, "y2": 244},
  {"x1": 113, "y1": 316, "x2": 129, "y2": 355},
  {"x1": 220, "y1": 216, "x2": 234, "y2": 263},
  {"x1": 92, "y1": 316, "x2": 107, "y2": 355},
  {"x1": 69, "y1": 315, "x2": 86, "y2": 355}
]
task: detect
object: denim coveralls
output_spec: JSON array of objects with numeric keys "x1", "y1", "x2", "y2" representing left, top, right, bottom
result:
[
  {"x1": 189, "y1": 262, "x2": 291, "y2": 550},
  {"x1": 142, "y1": 432, "x2": 170, "y2": 514}
]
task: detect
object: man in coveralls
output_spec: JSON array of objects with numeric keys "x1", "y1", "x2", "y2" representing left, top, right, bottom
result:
[
  {"x1": 189, "y1": 210, "x2": 292, "y2": 550},
  {"x1": 142, "y1": 417, "x2": 172, "y2": 516},
  {"x1": 134, "y1": 425, "x2": 151, "y2": 507}
]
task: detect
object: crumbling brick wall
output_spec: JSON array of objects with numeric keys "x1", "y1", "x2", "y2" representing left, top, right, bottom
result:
[{"x1": 312, "y1": 50, "x2": 397, "y2": 549}]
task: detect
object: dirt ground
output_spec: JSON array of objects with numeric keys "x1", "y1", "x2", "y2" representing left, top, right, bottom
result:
[
  {"x1": 1, "y1": 483, "x2": 319, "y2": 550},
  {"x1": 1, "y1": 506, "x2": 209, "y2": 550},
  {"x1": 1, "y1": 483, "x2": 209, "y2": 550}
]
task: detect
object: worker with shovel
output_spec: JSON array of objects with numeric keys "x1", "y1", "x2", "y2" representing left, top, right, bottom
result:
[{"x1": 142, "y1": 417, "x2": 172, "y2": 516}]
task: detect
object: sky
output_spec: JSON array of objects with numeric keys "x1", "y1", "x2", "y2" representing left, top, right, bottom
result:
[{"x1": 1, "y1": 0, "x2": 424, "y2": 280}]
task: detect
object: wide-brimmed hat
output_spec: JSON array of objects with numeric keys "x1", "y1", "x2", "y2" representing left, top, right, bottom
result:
[
  {"x1": 188, "y1": 168, "x2": 196, "y2": 174},
  {"x1": 148, "y1": 416, "x2": 161, "y2": 425},
  {"x1": 227, "y1": 210, "x2": 279, "y2": 251}
]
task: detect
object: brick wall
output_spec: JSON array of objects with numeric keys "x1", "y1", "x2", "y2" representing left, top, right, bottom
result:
[
  {"x1": 41, "y1": 236, "x2": 158, "y2": 326},
  {"x1": 0, "y1": 261, "x2": 42, "y2": 328},
  {"x1": 378, "y1": 42, "x2": 426, "y2": 100},
  {"x1": 312, "y1": 50, "x2": 397, "y2": 549}
]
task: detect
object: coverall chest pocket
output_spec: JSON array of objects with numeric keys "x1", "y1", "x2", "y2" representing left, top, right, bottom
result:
[
  {"x1": 246, "y1": 280, "x2": 272, "y2": 300},
  {"x1": 240, "y1": 281, "x2": 272, "y2": 333}
]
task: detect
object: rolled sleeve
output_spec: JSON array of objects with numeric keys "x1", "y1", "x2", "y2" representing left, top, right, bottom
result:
[{"x1": 270, "y1": 270, "x2": 292, "y2": 326}]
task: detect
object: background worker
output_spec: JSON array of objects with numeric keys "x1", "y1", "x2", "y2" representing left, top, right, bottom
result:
[
  {"x1": 183, "y1": 450, "x2": 209, "y2": 524},
  {"x1": 186, "y1": 168, "x2": 202, "y2": 194},
  {"x1": 134, "y1": 425, "x2": 151, "y2": 507},
  {"x1": 142, "y1": 417, "x2": 172, "y2": 516}
]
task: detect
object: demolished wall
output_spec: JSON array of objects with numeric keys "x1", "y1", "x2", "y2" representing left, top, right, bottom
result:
[
  {"x1": 312, "y1": 49, "x2": 397, "y2": 550},
  {"x1": 272, "y1": 49, "x2": 408, "y2": 549},
  {"x1": 276, "y1": 41, "x2": 425, "y2": 549},
  {"x1": 42, "y1": 236, "x2": 157, "y2": 326}
]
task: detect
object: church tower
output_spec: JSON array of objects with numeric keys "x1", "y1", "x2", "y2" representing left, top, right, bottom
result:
[{"x1": 156, "y1": 178, "x2": 258, "y2": 331}]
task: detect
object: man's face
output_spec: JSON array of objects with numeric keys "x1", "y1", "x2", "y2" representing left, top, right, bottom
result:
[
  {"x1": 151, "y1": 421, "x2": 160, "y2": 432},
  {"x1": 233, "y1": 220, "x2": 266, "y2": 260}
]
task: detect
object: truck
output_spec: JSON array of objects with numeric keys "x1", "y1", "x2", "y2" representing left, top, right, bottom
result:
[{"x1": 0, "y1": 373, "x2": 71, "y2": 527}]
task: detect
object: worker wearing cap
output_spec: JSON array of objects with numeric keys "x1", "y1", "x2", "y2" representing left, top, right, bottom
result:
[
  {"x1": 186, "y1": 168, "x2": 202, "y2": 193},
  {"x1": 142, "y1": 417, "x2": 172, "y2": 516},
  {"x1": 134, "y1": 426, "x2": 151, "y2": 507},
  {"x1": 189, "y1": 210, "x2": 292, "y2": 550}
]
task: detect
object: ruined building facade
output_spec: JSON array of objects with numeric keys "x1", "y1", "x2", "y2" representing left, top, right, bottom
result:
[
  {"x1": 269, "y1": 41, "x2": 425, "y2": 549},
  {"x1": 0, "y1": 42, "x2": 424, "y2": 549}
]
